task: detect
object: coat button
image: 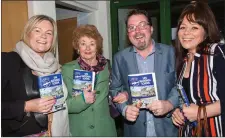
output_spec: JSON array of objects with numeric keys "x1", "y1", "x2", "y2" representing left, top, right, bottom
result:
[
  {"x1": 143, "y1": 122, "x2": 147, "y2": 126},
  {"x1": 89, "y1": 125, "x2": 95, "y2": 129}
]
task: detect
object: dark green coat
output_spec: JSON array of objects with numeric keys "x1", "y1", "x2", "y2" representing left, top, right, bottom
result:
[{"x1": 62, "y1": 60, "x2": 117, "y2": 137}]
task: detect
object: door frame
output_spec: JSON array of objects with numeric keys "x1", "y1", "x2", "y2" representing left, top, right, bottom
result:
[{"x1": 110, "y1": 0, "x2": 171, "y2": 56}]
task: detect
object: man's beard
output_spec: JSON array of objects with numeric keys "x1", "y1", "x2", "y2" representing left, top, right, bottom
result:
[
  {"x1": 133, "y1": 33, "x2": 148, "y2": 50},
  {"x1": 136, "y1": 41, "x2": 147, "y2": 50}
]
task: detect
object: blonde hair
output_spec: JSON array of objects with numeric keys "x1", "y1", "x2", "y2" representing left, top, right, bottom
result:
[{"x1": 21, "y1": 15, "x2": 58, "y2": 52}]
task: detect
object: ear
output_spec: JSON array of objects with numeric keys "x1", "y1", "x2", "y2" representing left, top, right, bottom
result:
[{"x1": 150, "y1": 26, "x2": 154, "y2": 34}]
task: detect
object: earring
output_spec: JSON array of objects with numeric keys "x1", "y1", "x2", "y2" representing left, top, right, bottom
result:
[{"x1": 77, "y1": 49, "x2": 80, "y2": 54}]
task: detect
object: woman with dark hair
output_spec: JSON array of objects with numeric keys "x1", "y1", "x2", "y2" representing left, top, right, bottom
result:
[
  {"x1": 172, "y1": 1, "x2": 225, "y2": 136},
  {"x1": 62, "y1": 24, "x2": 117, "y2": 136}
]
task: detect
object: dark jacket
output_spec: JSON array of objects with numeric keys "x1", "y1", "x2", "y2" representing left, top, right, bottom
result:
[{"x1": 1, "y1": 52, "x2": 46, "y2": 136}]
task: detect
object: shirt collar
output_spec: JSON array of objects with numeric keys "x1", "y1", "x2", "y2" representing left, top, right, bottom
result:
[{"x1": 133, "y1": 39, "x2": 156, "y2": 55}]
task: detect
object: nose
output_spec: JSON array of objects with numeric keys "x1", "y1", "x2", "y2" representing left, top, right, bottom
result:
[
  {"x1": 85, "y1": 45, "x2": 91, "y2": 50},
  {"x1": 40, "y1": 33, "x2": 47, "y2": 39},
  {"x1": 135, "y1": 26, "x2": 141, "y2": 32},
  {"x1": 184, "y1": 28, "x2": 191, "y2": 34}
]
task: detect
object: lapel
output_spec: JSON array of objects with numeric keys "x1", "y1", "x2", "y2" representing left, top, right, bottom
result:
[
  {"x1": 95, "y1": 63, "x2": 108, "y2": 85},
  {"x1": 154, "y1": 43, "x2": 163, "y2": 79},
  {"x1": 65, "y1": 60, "x2": 81, "y2": 80}
]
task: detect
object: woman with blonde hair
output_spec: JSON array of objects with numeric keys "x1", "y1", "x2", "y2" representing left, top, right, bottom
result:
[{"x1": 2, "y1": 15, "x2": 70, "y2": 136}]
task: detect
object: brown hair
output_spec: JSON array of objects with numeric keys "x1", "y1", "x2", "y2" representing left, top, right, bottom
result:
[
  {"x1": 175, "y1": 1, "x2": 221, "y2": 73},
  {"x1": 72, "y1": 24, "x2": 103, "y2": 55},
  {"x1": 125, "y1": 9, "x2": 152, "y2": 27},
  {"x1": 21, "y1": 15, "x2": 57, "y2": 52}
]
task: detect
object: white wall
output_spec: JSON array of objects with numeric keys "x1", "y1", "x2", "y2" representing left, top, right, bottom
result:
[
  {"x1": 56, "y1": 8, "x2": 79, "y2": 20},
  {"x1": 95, "y1": 1, "x2": 112, "y2": 60},
  {"x1": 27, "y1": 1, "x2": 56, "y2": 20},
  {"x1": 27, "y1": 1, "x2": 112, "y2": 61},
  {"x1": 76, "y1": 1, "x2": 98, "y2": 10},
  {"x1": 77, "y1": 12, "x2": 89, "y2": 25}
]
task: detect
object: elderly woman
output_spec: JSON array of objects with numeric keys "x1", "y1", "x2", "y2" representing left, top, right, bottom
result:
[
  {"x1": 62, "y1": 24, "x2": 117, "y2": 136},
  {"x1": 1, "y1": 15, "x2": 70, "y2": 136}
]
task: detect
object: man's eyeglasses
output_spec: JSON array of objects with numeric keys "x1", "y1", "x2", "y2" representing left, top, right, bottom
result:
[{"x1": 127, "y1": 21, "x2": 149, "y2": 33}]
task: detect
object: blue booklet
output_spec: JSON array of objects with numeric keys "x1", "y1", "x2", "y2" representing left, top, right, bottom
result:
[
  {"x1": 177, "y1": 84, "x2": 197, "y2": 126},
  {"x1": 73, "y1": 69, "x2": 95, "y2": 97},
  {"x1": 128, "y1": 72, "x2": 158, "y2": 108},
  {"x1": 38, "y1": 73, "x2": 66, "y2": 113},
  {"x1": 177, "y1": 84, "x2": 190, "y2": 106}
]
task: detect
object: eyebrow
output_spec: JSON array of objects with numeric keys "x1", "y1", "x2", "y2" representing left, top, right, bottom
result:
[{"x1": 33, "y1": 27, "x2": 53, "y2": 32}]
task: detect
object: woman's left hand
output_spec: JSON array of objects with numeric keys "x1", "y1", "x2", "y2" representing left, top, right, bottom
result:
[{"x1": 182, "y1": 103, "x2": 198, "y2": 122}]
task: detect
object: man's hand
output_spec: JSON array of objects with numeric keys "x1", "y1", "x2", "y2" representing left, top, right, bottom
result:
[
  {"x1": 147, "y1": 100, "x2": 173, "y2": 116},
  {"x1": 125, "y1": 105, "x2": 140, "y2": 122},
  {"x1": 113, "y1": 92, "x2": 128, "y2": 103}
]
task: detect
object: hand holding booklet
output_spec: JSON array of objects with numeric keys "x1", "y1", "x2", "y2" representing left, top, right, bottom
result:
[
  {"x1": 38, "y1": 73, "x2": 66, "y2": 113},
  {"x1": 177, "y1": 84, "x2": 197, "y2": 126},
  {"x1": 128, "y1": 72, "x2": 158, "y2": 108},
  {"x1": 72, "y1": 69, "x2": 95, "y2": 97}
]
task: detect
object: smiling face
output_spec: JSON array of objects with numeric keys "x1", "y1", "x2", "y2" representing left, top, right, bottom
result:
[
  {"x1": 127, "y1": 14, "x2": 153, "y2": 51},
  {"x1": 28, "y1": 20, "x2": 53, "y2": 57},
  {"x1": 178, "y1": 15, "x2": 206, "y2": 53},
  {"x1": 78, "y1": 36, "x2": 97, "y2": 62}
]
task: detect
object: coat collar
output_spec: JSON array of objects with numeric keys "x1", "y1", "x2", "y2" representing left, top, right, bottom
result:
[
  {"x1": 127, "y1": 41, "x2": 163, "y2": 75},
  {"x1": 128, "y1": 40, "x2": 163, "y2": 54},
  {"x1": 72, "y1": 59, "x2": 108, "y2": 85}
]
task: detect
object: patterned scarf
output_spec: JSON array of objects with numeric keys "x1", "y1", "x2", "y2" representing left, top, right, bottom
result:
[{"x1": 78, "y1": 54, "x2": 107, "y2": 73}]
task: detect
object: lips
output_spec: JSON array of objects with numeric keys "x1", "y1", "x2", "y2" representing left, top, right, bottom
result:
[
  {"x1": 84, "y1": 52, "x2": 92, "y2": 55},
  {"x1": 37, "y1": 40, "x2": 47, "y2": 44},
  {"x1": 134, "y1": 33, "x2": 145, "y2": 40},
  {"x1": 183, "y1": 38, "x2": 193, "y2": 41}
]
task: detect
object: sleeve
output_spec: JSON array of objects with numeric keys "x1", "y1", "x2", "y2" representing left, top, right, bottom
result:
[
  {"x1": 1, "y1": 52, "x2": 26, "y2": 120},
  {"x1": 61, "y1": 64, "x2": 91, "y2": 114},
  {"x1": 1, "y1": 101, "x2": 26, "y2": 120},
  {"x1": 166, "y1": 47, "x2": 180, "y2": 117},
  {"x1": 109, "y1": 54, "x2": 128, "y2": 114},
  {"x1": 214, "y1": 44, "x2": 225, "y2": 136}
]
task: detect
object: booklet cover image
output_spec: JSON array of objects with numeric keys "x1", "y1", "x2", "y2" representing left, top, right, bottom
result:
[
  {"x1": 38, "y1": 73, "x2": 65, "y2": 113},
  {"x1": 73, "y1": 69, "x2": 95, "y2": 97},
  {"x1": 128, "y1": 73, "x2": 158, "y2": 108}
]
